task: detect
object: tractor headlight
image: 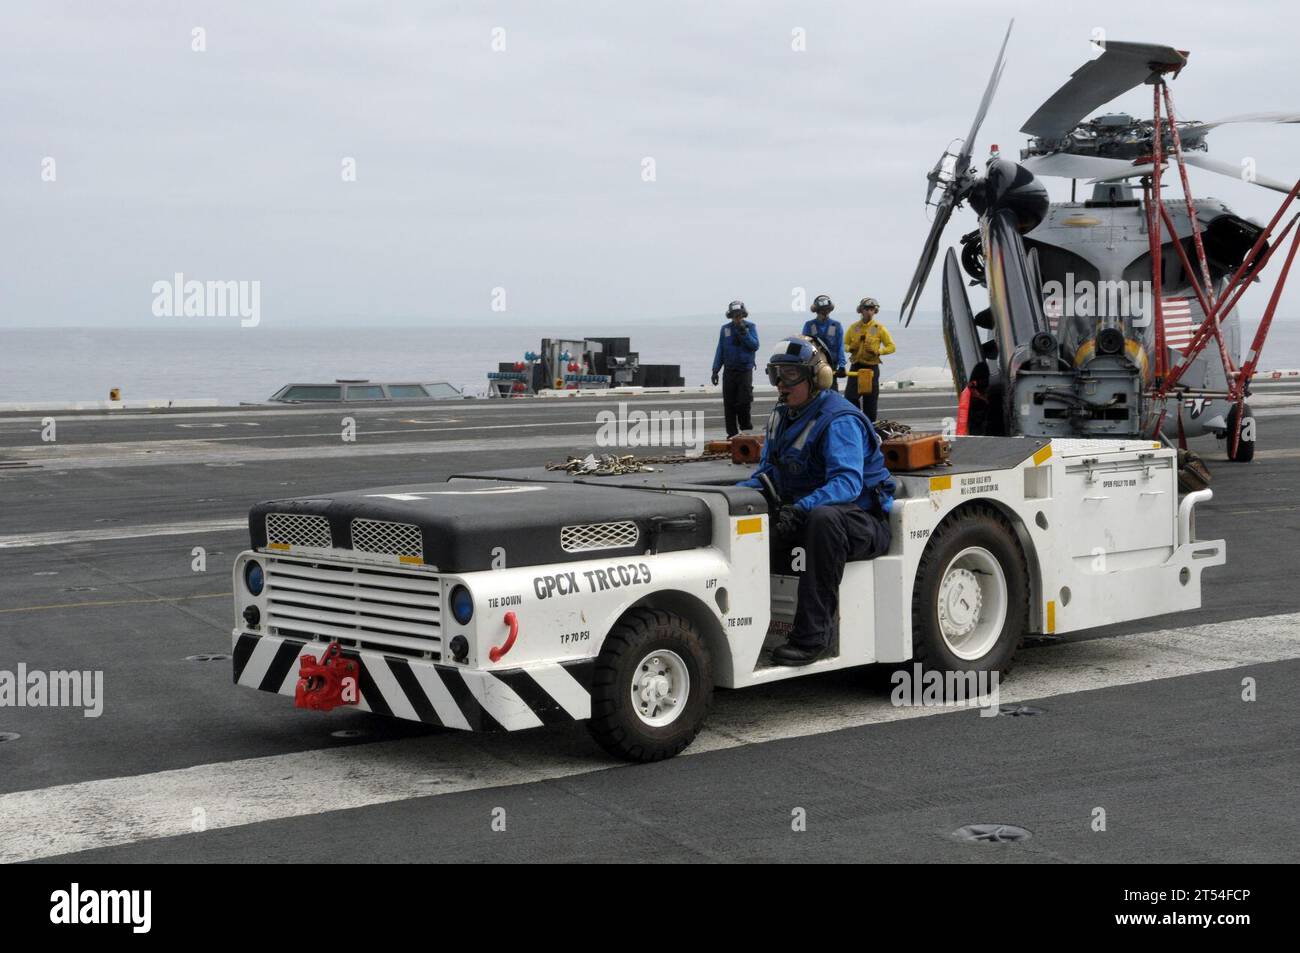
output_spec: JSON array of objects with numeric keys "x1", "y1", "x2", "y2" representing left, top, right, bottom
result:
[
  {"x1": 244, "y1": 560, "x2": 265, "y2": 596},
  {"x1": 450, "y1": 585, "x2": 474, "y2": 625}
]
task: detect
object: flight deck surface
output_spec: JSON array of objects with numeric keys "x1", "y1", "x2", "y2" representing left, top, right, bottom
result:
[{"x1": 2, "y1": 385, "x2": 1299, "y2": 863}]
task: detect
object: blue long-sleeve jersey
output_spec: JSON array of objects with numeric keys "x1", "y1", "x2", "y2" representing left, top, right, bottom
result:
[
  {"x1": 801, "y1": 317, "x2": 846, "y2": 370},
  {"x1": 739, "y1": 390, "x2": 895, "y2": 513},
  {"x1": 712, "y1": 320, "x2": 760, "y2": 373}
]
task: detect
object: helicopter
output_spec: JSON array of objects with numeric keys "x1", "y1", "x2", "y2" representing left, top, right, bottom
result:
[{"x1": 899, "y1": 22, "x2": 1300, "y2": 463}]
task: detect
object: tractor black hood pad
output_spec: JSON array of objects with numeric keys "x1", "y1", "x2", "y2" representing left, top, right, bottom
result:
[{"x1": 249, "y1": 480, "x2": 712, "y2": 572}]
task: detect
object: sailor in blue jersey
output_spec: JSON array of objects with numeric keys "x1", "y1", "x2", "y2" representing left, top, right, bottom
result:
[
  {"x1": 801, "y1": 294, "x2": 846, "y2": 392},
  {"x1": 739, "y1": 335, "x2": 895, "y2": 665},
  {"x1": 711, "y1": 300, "x2": 760, "y2": 436}
]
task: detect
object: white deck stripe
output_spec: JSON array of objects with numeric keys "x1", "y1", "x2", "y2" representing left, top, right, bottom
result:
[
  {"x1": 364, "y1": 659, "x2": 420, "y2": 723},
  {"x1": 411, "y1": 666, "x2": 472, "y2": 731},
  {"x1": 526, "y1": 662, "x2": 592, "y2": 720},
  {"x1": 2, "y1": 611, "x2": 1298, "y2": 863},
  {"x1": 236, "y1": 638, "x2": 283, "y2": 689},
  {"x1": 465, "y1": 672, "x2": 545, "y2": 731}
]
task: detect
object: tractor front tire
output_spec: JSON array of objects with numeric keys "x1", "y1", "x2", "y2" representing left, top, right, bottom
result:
[{"x1": 587, "y1": 608, "x2": 713, "y2": 763}]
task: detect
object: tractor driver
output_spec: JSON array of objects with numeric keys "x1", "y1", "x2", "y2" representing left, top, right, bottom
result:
[{"x1": 738, "y1": 336, "x2": 895, "y2": 665}]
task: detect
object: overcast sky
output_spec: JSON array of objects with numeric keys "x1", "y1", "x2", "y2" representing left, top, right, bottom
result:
[{"x1": 3, "y1": 0, "x2": 1299, "y2": 330}]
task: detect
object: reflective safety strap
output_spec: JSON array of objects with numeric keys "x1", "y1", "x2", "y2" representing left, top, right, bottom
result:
[{"x1": 791, "y1": 414, "x2": 819, "y2": 451}]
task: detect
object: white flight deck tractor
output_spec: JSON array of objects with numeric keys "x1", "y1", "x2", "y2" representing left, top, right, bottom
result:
[{"x1": 231, "y1": 436, "x2": 1224, "y2": 761}]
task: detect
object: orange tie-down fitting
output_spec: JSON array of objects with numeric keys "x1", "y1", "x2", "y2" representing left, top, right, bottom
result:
[{"x1": 294, "y1": 641, "x2": 360, "y2": 712}]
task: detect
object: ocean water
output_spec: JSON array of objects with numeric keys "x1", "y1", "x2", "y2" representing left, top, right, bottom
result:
[{"x1": 2, "y1": 316, "x2": 1297, "y2": 404}]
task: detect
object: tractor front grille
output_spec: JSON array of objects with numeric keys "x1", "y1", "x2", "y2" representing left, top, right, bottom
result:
[{"x1": 263, "y1": 556, "x2": 442, "y2": 659}]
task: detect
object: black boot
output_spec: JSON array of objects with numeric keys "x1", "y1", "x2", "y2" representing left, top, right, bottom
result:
[{"x1": 771, "y1": 641, "x2": 826, "y2": 666}]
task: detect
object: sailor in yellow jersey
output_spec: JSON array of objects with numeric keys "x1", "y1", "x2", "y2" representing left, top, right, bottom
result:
[{"x1": 844, "y1": 297, "x2": 895, "y2": 421}]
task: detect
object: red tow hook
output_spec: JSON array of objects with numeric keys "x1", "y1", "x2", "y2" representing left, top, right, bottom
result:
[
  {"x1": 294, "y1": 641, "x2": 360, "y2": 711},
  {"x1": 489, "y1": 611, "x2": 519, "y2": 663}
]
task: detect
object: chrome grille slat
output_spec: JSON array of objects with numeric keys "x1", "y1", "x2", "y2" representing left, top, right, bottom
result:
[
  {"x1": 267, "y1": 604, "x2": 439, "y2": 639},
  {"x1": 263, "y1": 556, "x2": 441, "y2": 655},
  {"x1": 267, "y1": 562, "x2": 440, "y2": 594},
  {"x1": 267, "y1": 575, "x2": 440, "y2": 609},
  {"x1": 267, "y1": 589, "x2": 441, "y2": 625}
]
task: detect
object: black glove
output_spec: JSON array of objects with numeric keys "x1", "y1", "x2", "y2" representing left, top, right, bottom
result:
[
  {"x1": 775, "y1": 505, "x2": 805, "y2": 539},
  {"x1": 835, "y1": 367, "x2": 847, "y2": 379},
  {"x1": 711, "y1": 372, "x2": 720, "y2": 386}
]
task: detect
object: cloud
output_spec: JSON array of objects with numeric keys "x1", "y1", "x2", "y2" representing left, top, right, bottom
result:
[{"x1": 1, "y1": 0, "x2": 1298, "y2": 327}]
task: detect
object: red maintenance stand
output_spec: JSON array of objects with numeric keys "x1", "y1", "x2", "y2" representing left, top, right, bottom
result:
[{"x1": 1141, "y1": 65, "x2": 1300, "y2": 456}]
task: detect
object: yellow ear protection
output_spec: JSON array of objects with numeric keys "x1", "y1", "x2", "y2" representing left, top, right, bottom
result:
[
  {"x1": 814, "y1": 359, "x2": 834, "y2": 391},
  {"x1": 806, "y1": 337, "x2": 835, "y2": 391},
  {"x1": 768, "y1": 335, "x2": 834, "y2": 395}
]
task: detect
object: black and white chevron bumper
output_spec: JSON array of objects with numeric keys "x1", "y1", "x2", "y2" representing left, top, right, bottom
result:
[{"x1": 231, "y1": 632, "x2": 594, "y2": 731}]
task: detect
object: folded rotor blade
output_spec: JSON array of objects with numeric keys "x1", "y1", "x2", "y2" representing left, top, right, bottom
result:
[
  {"x1": 900, "y1": 193, "x2": 956, "y2": 327},
  {"x1": 1085, "y1": 153, "x2": 1297, "y2": 194},
  {"x1": 1182, "y1": 111, "x2": 1300, "y2": 136},
  {"x1": 1021, "y1": 40, "x2": 1188, "y2": 139},
  {"x1": 902, "y1": 19, "x2": 1015, "y2": 328},
  {"x1": 956, "y1": 20, "x2": 1014, "y2": 172},
  {"x1": 1184, "y1": 153, "x2": 1297, "y2": 194},
  {"x1": 1020, "y1": 152, "x2": 1149, "y2": 180}
]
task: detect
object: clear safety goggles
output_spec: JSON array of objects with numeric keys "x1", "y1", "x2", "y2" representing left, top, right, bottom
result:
[{"x1": 767, "y1": 364, "x2": 810, "y2": 386}]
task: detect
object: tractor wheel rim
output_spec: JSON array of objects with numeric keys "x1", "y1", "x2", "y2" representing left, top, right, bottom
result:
[
  {"x1": 631, "y1": 650, "x2": 689, "y2": 727},
  {"x1": 937, "y1": 546, "x2": 1008, "y2": 661}
]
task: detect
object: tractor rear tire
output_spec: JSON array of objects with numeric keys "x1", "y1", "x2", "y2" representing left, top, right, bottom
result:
[{"x1": 909, "y1": 505, "x2": 1029, "y2": 690}]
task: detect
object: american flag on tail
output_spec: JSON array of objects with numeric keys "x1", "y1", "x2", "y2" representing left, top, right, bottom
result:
[
  {"x1": 1159, "y1": 297, "x2": 1196, "y2": 352},
  {"x1": 1040, "y1": 295, "x2": 1196, "y2": 349}
]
